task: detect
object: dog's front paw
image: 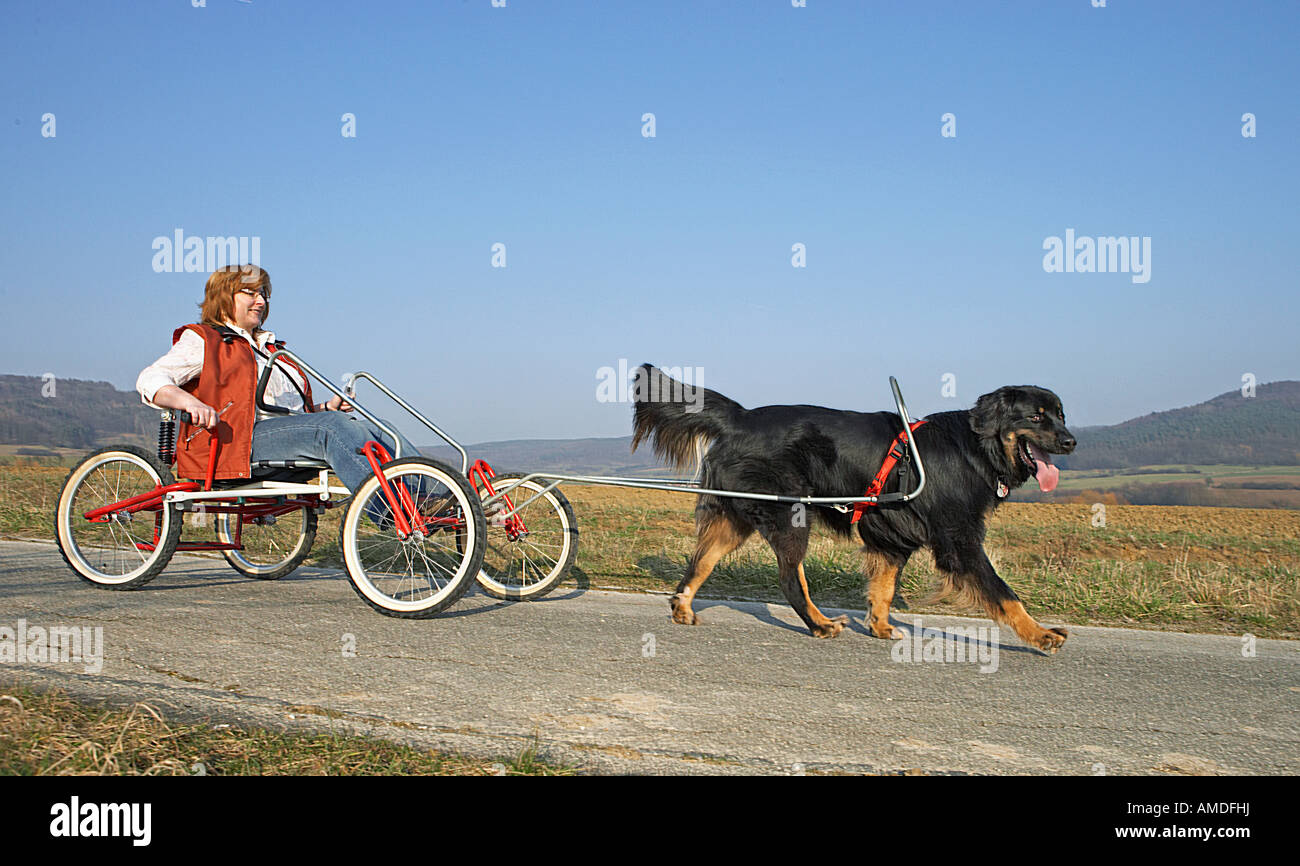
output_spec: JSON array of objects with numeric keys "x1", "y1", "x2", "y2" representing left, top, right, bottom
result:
[
  {"x1": 669, "y1": 595, "x2": 699, "y2": 626},
  {"x1": 869, "y1": 620, "x2": 907, "y2": 640},
  {"x1": 1035, "y1": 627, "x2": 1068, "y2": 654},
  {"x1": 812, "y1": 614, "x2": 849, "y2": 639}
]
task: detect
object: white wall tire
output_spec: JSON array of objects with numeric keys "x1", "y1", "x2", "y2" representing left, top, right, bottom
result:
[
  {"x1": 54, "y1": 446, "x2": 181, "y2": 589},
  {"x1": 474, "y1": 475, "x2": 578, "y2": 600},
  {"x1": 340, "y1": 458, "x2": 485, "y2": 617}
]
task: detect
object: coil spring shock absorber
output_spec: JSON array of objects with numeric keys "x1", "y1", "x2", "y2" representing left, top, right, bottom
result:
[{"x1": 157, "y1": 413, "x2": 176, "y2": 464}]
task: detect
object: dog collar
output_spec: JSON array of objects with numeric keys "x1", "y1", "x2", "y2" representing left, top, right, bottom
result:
[{"x1": 996, "y1": 478, "x2": 1009, "y2": 498}]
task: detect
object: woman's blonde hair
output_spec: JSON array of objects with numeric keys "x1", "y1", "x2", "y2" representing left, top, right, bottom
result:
[{"x1": 199, "y1": 265, "x2": 271, "y2": 334}]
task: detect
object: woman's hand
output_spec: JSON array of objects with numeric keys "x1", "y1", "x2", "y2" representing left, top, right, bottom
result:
[
  {"x1": 181, "y1": 395, "x2": 220, "y2": 428},
  {"x1": 321, "y1": 394, "x2": 354, "y2": 413},
  {"x1": 151, "y1": 385, "x2": 219, "y2": 428}
]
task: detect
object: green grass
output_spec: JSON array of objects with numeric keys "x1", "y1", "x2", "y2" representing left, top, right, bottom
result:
[
  {"x1": 1054, "y1": 472, "x2": 1207, "y2": 489},
  {"x1": 1056, "y1": 463, "x2": 1300, "y2": 490},
  {"x1": 991, "y1": 521, "x2": 1300, "y2": 557}
]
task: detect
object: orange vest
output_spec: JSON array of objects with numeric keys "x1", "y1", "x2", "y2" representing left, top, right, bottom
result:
[{"x1": 173, "y1": 323, "x2": 314, "y2": 482}]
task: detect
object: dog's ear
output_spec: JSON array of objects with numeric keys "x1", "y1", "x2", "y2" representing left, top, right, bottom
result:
[{"x1": 970, "y1": 387, "x2": 1019, "y2": 438}]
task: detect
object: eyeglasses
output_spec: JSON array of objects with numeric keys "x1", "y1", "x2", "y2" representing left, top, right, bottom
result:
[{"x1": 237, "y1": 287, "x2": 269, "y2": 301}]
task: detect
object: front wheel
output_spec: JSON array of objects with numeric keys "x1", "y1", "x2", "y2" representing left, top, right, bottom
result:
[
  {"x1": 54, "y1": 445, "x2": 182, "y2": 589},
  {"x1": 474, "y1": 474, "x2": 578, "y2": 600},
  {"x1": 340, "y1": 458, "x2": 485, "y2": 617}
]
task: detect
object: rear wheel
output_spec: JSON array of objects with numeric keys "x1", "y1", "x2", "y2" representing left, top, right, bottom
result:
[
  {"x1": 54, "y1": 445, "x2": 182, "y2": 589},
  {"x1": 474, "y1": 474, "x2": 578, "y2": 600},
  {"x1": 216, "y1": 506, "x2": 317, "y2": 580},
  {"x1": 340, "y1": 458, "x2": 485, "y2": 617}
]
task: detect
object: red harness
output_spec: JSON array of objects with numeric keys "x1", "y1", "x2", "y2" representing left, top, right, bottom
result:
[{"x1": 850, "y1": 420, "x2": 927, "y2": 524}]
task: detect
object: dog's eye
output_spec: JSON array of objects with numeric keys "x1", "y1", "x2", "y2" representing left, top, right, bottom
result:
[{"x1": 1029, "y1": 414, "x2": 1042, "y2": 423}]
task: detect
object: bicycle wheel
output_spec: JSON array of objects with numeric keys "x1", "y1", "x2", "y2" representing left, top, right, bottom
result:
[
  {"x1": 474, "y1": 474, "x2": 578, "y2": 600},
  {"x1": 54, "y1": 445, "x2": 182, "y2": 589},
  {"x1": 216, "y1": 506, "x2": 317, "y2": 580},
  {"x1": 340, "y1": 457, "x2": 485, "y2": 617}
]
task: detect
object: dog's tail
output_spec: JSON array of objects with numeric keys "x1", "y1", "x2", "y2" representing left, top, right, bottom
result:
[{"x1": 630, "y1": 363, "x2": 744, "y2": 471}]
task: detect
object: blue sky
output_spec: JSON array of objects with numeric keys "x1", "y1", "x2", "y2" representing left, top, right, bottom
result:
[{"x1": 2, "y1": 0, "x2": 1297, "y2": 444}]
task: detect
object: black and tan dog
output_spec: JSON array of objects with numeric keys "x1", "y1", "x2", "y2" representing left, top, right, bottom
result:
[{"x1": 631, "y1": 364, "x2": 1076, "y2": 653}]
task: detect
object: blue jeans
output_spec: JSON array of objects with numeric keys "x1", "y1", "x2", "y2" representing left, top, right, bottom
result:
[{"x1": 250, "y1": 412, "x2": 423, "y2": 496}]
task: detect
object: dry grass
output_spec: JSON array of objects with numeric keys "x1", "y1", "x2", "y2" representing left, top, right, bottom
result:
[{"x1": 0, "y1": 681, "x2": 572, "y2": 776}]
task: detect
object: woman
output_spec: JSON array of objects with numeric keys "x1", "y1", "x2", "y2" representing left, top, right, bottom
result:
[{"x1": 136, "y1": 264, "x2": 423, "y2": 493}]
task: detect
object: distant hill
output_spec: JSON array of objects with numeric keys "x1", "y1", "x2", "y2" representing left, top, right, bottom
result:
[
  {"x1": 1058, "y1": 381, "x2": 1300, "y2": 469},
  {"x1": 0, "y1": 375, "x2": 154, "y2": 450},
  {"x1": 1, "y1": 374, "x2": 1297, "y2": 474}
]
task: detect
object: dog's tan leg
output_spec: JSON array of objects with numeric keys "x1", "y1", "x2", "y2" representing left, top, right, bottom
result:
[
  {"x1": 930, "y1": 546, "x2": 1069, "y2": 654},
  {"x1": 671, "y1": 512, "x2": 749, "y2": 626},
  {"x1": 780, "y1": 562, "x2": 848, "y2": 639},
  {"x1": 993, "y1": 600, "x2": 1069, "y2": 654},
  {"x1": 863, "y1": 551, "x2": 905, "y2": 640},
  {"x1": 934, "y1": 570, "x2": 1068, "y2": 654}
]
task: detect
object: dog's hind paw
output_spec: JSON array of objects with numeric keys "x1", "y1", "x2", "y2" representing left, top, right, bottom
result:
[{"x1": 1035, "y1": 627, "x2": 1068, "y2": 654}]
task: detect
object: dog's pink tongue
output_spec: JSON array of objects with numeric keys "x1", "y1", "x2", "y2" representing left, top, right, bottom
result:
[{"x1": 1026, "y1": 442, "x2": 1059, "y2": 492}]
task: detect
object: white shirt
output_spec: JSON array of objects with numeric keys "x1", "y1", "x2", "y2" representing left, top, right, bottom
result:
[{"x1": 136, "y1": 322, "x2": 309, "y2": 419}]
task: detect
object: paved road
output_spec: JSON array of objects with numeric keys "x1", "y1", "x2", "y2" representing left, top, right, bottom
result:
[{"x1": 2, "y1": 540, "x2": 1296, "y2": 775}]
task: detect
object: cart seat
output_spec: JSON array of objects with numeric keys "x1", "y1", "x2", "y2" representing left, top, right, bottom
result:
[
  {"x1": 182, "y1": 460, "x2": 332, "y2": 490},
  {"x1": 250, "y1": 459, "x2": 332, "y2": 485},
  {"x1": 254, "y1": 459, "x2": 330, "y2": 472}
]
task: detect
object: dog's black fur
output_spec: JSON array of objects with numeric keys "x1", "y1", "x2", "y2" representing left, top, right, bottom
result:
[{"x1": 631, "y1": 364, "x2": 1077, "y2": 652}]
